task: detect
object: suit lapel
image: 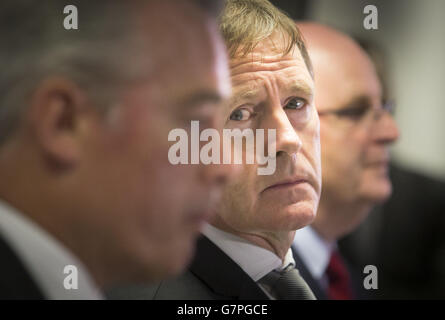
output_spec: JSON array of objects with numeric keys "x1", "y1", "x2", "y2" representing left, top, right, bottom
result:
[
  {"x1": 190, "y1": 235, "x2": 269, "y2": 300},
  {"x1": 292, "y1": 247, "x2": 328, "y2": 300},
  {"x1": 0, "y1": 234, "x2": 45, "y2": 299}
]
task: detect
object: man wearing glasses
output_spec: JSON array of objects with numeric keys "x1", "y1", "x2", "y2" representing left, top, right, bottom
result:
[{"x1": 291, "y1": 23, "x2": 399, "y2": 300}]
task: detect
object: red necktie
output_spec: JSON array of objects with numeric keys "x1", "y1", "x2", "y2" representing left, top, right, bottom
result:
[{"x1": 326, "y1": 250, "x2": 354, "y2": 300}]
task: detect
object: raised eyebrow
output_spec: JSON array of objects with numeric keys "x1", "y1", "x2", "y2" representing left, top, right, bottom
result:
[
  {"x1": 287, "y1": 80, "x2": 314, "y2": 99},
  {"x1": 229, "y1": 79, "x2": 315, "y2": 106},
  {"x1": 229, "y1": 88, "x2": 261, "y2": 106}
]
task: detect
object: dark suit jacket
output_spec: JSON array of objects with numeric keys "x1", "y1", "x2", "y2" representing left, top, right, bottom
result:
[
  {"x1": 292, "y1": 246, "x2": 369, "y2": 300},
  {"x1": 292, "y1": 248, "x2": 327, "y2": 300},
  {"x1": 339, "y1": 163, "x2": 445, "y2": 299},
  {"x1": 0, "y1": 234, "x2": 45, "y2": 300},
  {"x1": 107, "y1": 235, "x2": 270, "y2": 300}
]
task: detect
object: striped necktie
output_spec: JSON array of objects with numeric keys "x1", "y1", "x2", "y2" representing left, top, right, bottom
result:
[{"x1": 259, "y1": 265, "x2": 316, "y2": 300}]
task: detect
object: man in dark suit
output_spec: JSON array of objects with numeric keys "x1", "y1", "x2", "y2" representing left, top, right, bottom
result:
[
  {"x1": 110, "y1": 235, "x2": 271, "y2": 300},
  {"x1": 0, "y1": 0, "x2": 231, "y2": 299},
  {"x1": 340, "y1": 163, "x2": 445, "y2": 299},
  {"x1": 108, "y1": 0, "x2": 321, "y2": 300},
  {"x1": 0, "y1": 235, "x2": 44, "y2": 300},
  {"x1": 291, "y1": 23, "x2": 399, "y2": 299}
]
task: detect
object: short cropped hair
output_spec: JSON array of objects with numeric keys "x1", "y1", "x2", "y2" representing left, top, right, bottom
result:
[{"x1": 219, "y1": 0, "x2": 313, "y2": 77}]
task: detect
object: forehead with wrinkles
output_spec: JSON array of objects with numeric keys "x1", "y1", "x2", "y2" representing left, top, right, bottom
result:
[{"x1": 228, "y1": 33, "x2": 314, "y2": 106}]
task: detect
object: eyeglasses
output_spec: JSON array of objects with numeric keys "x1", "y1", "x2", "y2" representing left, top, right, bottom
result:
[{"x1": 318, "y1": 98, "x2": 396, "y2": 125}]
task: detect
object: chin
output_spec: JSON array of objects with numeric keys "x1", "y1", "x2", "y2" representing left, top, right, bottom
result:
[
  {"x1": 274, "y1": 200, "x2": 317, "y2": 231},
  {"x1": 363, "y1": 179, "x2": 393, "y2": 204}
]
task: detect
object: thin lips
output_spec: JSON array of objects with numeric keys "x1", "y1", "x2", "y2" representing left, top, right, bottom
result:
[{"x1": 262, "y1": 177, "x2": 310, "y2": 193}]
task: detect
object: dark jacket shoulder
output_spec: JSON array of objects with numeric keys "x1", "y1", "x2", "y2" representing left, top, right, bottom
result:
[
  {"x1": 0, "y1": 234, "x2": 45, "y2": 300},
  {"x1": 107, "y1": 235, "x2": 269, "y2": 300}
]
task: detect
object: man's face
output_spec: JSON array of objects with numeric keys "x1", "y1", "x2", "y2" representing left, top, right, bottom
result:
[
  {"x1": 214, "y1": 33, "x2": 321, "y2": 236},
  {"x1": 75, "y1": 4, "x2": 232, "y2": 282},
  {"x1": 314, "y1": 45, "x2": 399, "y2": 206}
]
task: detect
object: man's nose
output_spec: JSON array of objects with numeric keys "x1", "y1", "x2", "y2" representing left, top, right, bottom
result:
[
  {"x1": 263, "y1": 106, "x2": 302, "y2": 157},
  {"x1": 372, "y1": 111, "x2": 400, "y2": 145}
]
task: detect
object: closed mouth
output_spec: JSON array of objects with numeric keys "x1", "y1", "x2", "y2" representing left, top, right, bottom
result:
[{"x1": 261, "y1": 178, "x2": 310, "y2": 193}]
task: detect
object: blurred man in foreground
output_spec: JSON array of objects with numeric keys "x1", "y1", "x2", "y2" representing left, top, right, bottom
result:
[
  {"x1": 0, "y1": 0, "x2": 231, "y2": 299},
  {"x1": 292, "y1": 23, "x2": 399, "y2": 299}
]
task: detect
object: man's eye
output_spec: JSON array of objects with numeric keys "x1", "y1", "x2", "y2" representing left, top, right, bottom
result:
[
  {"x1": 229, "y1": 108, "x2": 252, "y2": 121},
  {"x1": 285, "y1": 98, "x2": 306, "y2": 110}
]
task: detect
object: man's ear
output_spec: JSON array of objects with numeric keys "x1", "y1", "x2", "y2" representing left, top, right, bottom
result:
[{"x1": 26, "y1": 77, "x2": 92, "y2": 168}]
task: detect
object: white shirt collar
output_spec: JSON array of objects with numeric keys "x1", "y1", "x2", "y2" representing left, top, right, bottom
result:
[
  {"x1": 292, "y1": 226, "x2": 335, "y2": 280},
  {"x1": 202, "y1": 223, "x2": 295, "y2": 282},
  {"x1": 0, "y1": 200, "x2": 103, "y2": 299}
]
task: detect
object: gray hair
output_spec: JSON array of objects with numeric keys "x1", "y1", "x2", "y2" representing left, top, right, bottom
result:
[{"x1": 0, "y1": 0, "x2": 222, "y2": 146}]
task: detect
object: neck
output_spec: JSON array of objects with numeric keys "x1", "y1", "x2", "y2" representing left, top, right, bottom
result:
[
  {"x1": 210, "y1": 215, "x2": 294, "y2": 261},
  {"x1": 0, "y1": 151, "x2": 109, "y2": 289},
  {"x1": 0, "y1": 180, "x2": 110, "y2": 289}
]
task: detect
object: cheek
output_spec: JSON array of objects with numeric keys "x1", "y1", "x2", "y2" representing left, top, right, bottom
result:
[
  {"x1": 106, "y1": 107, "x2": 192, "y2": 225},
  {"x1": 349, "y1": 128, "x2": 371, "y2": 164},
  {"x1": 140, "y1": 158, "x2": 208, "y2": 243},
  {"x1": 300, "y1": 115, "x2": 322, "y2": 174},
  {"x1": 320, "y1": 128, "x2": 343, "y2": 167},
  {"x1": 321, "y1": 124, "x2": 365, "y2": 170},
  {"x1": 219, "y1": 166, "x2": 257, "y2": 226}
]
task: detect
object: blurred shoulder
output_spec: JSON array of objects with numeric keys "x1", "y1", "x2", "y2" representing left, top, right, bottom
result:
[{"x1": 105, "y1": 270, "x2": 219, "y2": 300}]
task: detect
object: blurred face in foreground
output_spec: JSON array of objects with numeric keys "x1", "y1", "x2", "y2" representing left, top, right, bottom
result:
[
  {"x1": 0, "y1": 1, "x2": 233, "y2": 286},
  {"x1": 79, "y1": 3, "x2": 233, "y2": 283}
]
